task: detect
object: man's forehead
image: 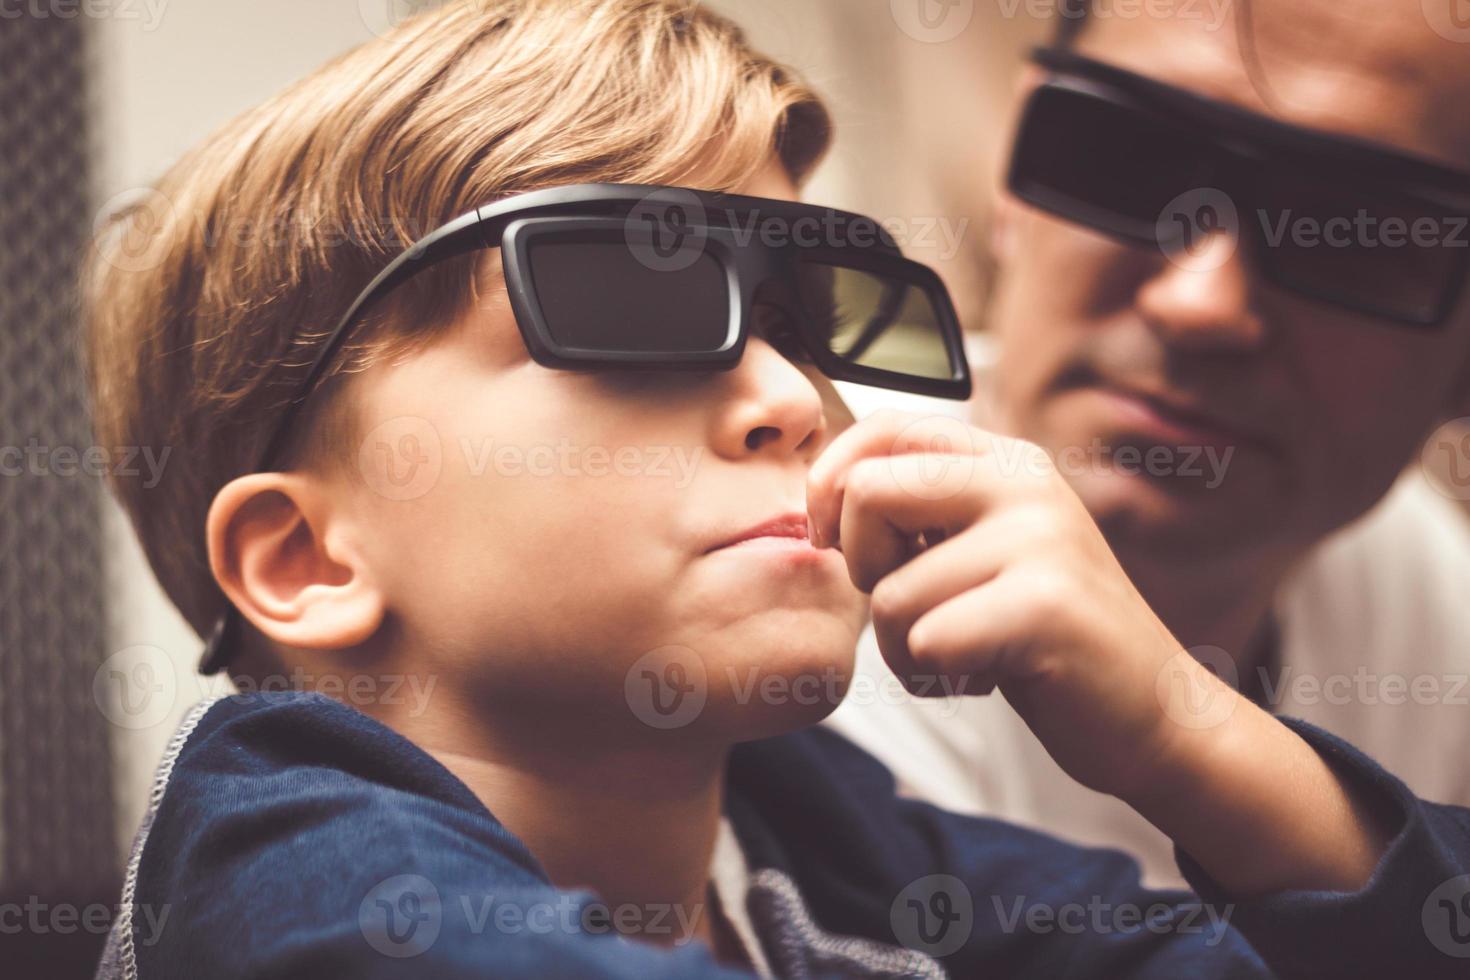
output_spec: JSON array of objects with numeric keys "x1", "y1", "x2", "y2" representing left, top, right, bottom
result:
[{"x1": 1071, "y1": 0, "x2": 1470, "y2": 171}]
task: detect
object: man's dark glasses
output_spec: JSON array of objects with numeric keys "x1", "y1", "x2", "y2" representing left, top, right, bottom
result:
[
  {"x1": 199, "y1": 183, "x2": 972, "y2": 673},
  {"x1": 1008, "y1": 46, "x2": 1470, "y2": 327}
]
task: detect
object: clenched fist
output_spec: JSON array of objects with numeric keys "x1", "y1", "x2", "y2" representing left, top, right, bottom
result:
[
  {"x1": 806, "y1": 409, "x2": 1196, "y2": 801},
  {"x1": 806, "y1": 410, "x2": 1389, "y2": 897}
]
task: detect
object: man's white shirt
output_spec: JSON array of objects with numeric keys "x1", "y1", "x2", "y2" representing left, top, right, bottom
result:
[{"x1": 828, "y1": 349, "x2": 1470, "y2": 887}]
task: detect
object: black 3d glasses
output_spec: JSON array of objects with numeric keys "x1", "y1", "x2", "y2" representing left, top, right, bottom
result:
[
  {"x1": 200, "y1": 183, "x2": 971, "y2": 673},
  {"x1": 1008, "y1": 47, "x2": 1470, "y2": 327}
]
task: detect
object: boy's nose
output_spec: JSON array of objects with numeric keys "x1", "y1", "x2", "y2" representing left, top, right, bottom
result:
[{"x1": 710, "y1": 336, "x2": 827, "y2": 461}]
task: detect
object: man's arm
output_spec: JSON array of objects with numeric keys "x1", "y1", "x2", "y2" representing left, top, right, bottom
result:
[{"x1": 1176, "y1": 716, "x2": 1470, "y2": 977}]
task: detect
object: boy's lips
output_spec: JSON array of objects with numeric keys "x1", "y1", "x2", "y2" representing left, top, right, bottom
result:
[{"x1": 705, "y1": 513, "x2": 814, "y2": 553}]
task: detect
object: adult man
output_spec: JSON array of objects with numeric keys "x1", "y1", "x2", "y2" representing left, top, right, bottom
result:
[{"x1": 829, "y1": 0, "x2": 1470, "y2": 886}]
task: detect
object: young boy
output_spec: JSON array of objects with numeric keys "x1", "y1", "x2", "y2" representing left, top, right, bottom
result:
[{"x1": 86, "y1": 1, "x2": 1470, "y2": 977}]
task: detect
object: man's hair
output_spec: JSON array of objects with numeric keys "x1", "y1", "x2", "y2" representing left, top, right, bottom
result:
[{"x1": 84, "y1": 0, "x2": 831, "y2": 645}]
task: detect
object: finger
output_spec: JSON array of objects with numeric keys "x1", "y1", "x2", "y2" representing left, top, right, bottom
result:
[
  {"x1": 807, "y1": 411, "x2": 997, "y2": 548},
  {"x1": 899, "y1": 576, "x2": 1034, "y2": 697},
  {"x1": 838, "y1": 453, "x2": 1013, "y2": 591},
  {"x1": 864, "y1": 511, "x2": 1052, "y2": 669},
  {"x1": 869, "y1": 525, "x2": 1005, "y2": 682}
]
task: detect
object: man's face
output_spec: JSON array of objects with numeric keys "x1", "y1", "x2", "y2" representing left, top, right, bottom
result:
[
  {"x1": 989, "y1": 0, "x2": 1470, "y2": 568},
  {"x1": 332, "y1": 162, "x2": 867, "y2": 746}
]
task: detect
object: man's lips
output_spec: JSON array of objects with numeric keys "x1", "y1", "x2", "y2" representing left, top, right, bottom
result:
[
  {"x1": 1093, "y1": 386, "x2": 1266, "y2": 451},
  {"x1": 705, "y1": 513, "x2": 813, "y2": 553}
]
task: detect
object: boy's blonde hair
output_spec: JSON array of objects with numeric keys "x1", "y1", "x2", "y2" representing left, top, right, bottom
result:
[{"x1": 85, "y1": 0, "x2": 831, "y2": 642}]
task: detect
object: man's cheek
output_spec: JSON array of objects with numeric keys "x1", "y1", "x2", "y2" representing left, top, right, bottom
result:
[
  {"x1": 991, "y1": 337, "x2": 1057, "y2": 424},
  {"x1": 1003, "y1": 383, "x2": 1085, "y2": 453}
]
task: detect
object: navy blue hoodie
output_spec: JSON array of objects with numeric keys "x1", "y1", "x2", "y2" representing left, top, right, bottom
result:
[{"x1": 97, "y1": 692, "x2": 1470, "y2": 978}]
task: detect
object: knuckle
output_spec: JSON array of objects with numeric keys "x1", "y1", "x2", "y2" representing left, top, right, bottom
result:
[
  {"x1": 1015, "y1": 564, "x2": 1079, "y2": 622},
  {"x1": 992, "y1": 436, "x2": 1056, "y2": 482},
  {"x1": 868, "y1": 576, "x2": 911, "y2": 624},
  {"x1": 905, "y1": 625, "x2": 945, "y2": 674},
  {"x1": 1019, "y1": 439, "x2": 1055, "y2": 472},
  {"x1": 1006, "y1": 504, "x2": 1059, "y2": 546},
  {"x1": 844, "y1": 458, "x2": 893, "y2": 508},
  {"x1": 849, "y1": 557, "x2": 881, "y2": 596}
]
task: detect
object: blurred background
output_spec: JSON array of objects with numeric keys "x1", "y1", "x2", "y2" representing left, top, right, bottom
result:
[{"x1": 1, "y1": 1, "x2": 1464, "y2": 975}]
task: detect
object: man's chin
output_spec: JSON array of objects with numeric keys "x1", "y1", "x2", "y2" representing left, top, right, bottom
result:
[{"x1": 1070, "y1": 468, "x2": 1278, "y2": 559}]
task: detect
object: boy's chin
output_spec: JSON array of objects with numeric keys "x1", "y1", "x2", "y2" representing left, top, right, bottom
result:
[
  {"x1": 613, "y1": 610, "x2": 864, "y2": 745},
  {"x1": 697, "y1": 636, "x2": 858, "y2": 742}
]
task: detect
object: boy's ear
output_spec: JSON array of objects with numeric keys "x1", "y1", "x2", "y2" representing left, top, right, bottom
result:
[{"x1": 206, "y1": 473, "x2": 386, "y2": 652}]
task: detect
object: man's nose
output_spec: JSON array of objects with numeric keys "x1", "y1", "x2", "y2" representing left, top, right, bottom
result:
[
  {"x1": 708, "y1": 336, "x2": 827, "y2": 462},
  {"x1": 1135, "y1": 233, "x2": 1270, "y2": 352}
]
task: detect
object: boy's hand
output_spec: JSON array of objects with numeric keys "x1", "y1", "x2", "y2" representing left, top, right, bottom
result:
[
  {"x1": 808, "y1": 411, "x2": 1390, "y2": 897},
  {"x1": 806, "y1": 410, "x2": 1195, "y2": 801}
]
